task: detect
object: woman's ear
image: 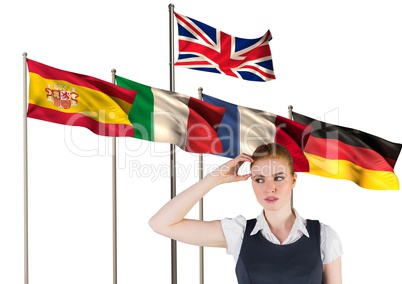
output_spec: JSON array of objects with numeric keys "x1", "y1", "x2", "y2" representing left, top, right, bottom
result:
[{"x1": 292, "y1": 173, "x2": 297, "y2": 187}]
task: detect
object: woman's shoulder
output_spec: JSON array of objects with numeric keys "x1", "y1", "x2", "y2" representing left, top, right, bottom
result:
[
  {"x1": 221, "y1": 215, "x2": 247, "y2": 230},
  {"x1": 304, "y1": 216, "x2": 341, "y2": 241},
  {"x1": 319, "y1": 222, "x2": 342, "y2": 242},
  {"x1": 220, "y1": 215, "x2": 248, "y2": 257},
  {"x1": 318, "y1": 221, "x2": 343, "y2": 264}
]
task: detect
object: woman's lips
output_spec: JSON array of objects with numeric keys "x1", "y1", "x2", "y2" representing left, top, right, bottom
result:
[{"x1": 264, "y1": 196, "x2": 279, "y2": 203}]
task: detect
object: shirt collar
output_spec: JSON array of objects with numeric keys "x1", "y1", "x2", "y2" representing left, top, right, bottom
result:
[{"x1": 250, "y1": 209, "x2": 310, "y2": 238}]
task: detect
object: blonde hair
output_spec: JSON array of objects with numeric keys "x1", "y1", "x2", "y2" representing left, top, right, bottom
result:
[{"x1": 251, "y1": 143, "x2": 295, "y2": 175}]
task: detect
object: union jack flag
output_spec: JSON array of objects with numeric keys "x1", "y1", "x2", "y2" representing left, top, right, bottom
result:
[{"x1": 174, "y1": 12, "x2": 275, "y2": 82}]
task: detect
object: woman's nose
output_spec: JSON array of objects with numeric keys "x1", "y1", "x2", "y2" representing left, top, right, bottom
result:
[{"x1": 264, "y1": 182, "x2": 276, "y2": 193}]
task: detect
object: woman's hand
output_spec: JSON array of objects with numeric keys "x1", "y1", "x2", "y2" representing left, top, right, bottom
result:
[
  {"x1": 210, "y1": 153, "x2": 253, "y2": 184},
  {"x1": 149, "y1": 153, "x2": 253, "y2": 248}
]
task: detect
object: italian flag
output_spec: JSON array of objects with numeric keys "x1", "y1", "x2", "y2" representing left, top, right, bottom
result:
[{"x1": 115, "y1": 76, "x2": 225, "y2": 154}]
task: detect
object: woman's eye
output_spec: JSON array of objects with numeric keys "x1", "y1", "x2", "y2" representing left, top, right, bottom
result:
[
  {"x1": 255, "y1": 178, "x2": 264, "y2": 183},
  {"x1": 274, "y1": 176, "x2": 285, "y2": 181}
]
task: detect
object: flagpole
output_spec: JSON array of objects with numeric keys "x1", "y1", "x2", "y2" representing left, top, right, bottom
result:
[
  {"x1": 111, "y1": 69, "x2": 118, "y2": 284},
  {"x1": 198, "y1": 87, "x2": 204, "y2": 284},
  {"x1": 22, "y1": 52, "x2": 29, "y2": 284},
  {"x1": 168, "y1": 4, "x2": 177, "y2": 284},
  {"x1": 288, "y1": 105, "x2": 294, "y2": 207}
]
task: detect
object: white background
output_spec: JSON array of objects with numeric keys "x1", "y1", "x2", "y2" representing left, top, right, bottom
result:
[{"x1": 1, "y1": 0, "x2": 402, "y2": 283}]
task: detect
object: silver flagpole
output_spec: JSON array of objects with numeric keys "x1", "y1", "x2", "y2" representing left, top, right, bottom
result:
[
  {"x1": 198, "y1": 87, "x2": 204, "y2": 284},
  {"x1": 111, "y1": 69, "x2": 118, "y2": 284},
  {"x1": 168, "y1": 4, "x2": 177, "y2": 284},
  {"x1": 22, "y1": 52, "x2": 29, "y2": 284},
  {"x1": 288, "y1": 105, "x2": 294, "y2": 207}
]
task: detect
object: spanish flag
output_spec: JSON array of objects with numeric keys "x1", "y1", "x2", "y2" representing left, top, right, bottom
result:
[
  {"x1": 292, "y1": 112, "x2": 401, "y2": 190},
  {"x1": 27, "y1": 59, "x2": 226, "y2": 154},
  {"x1": 27, "y1": 59, "x2": 136, "y2": 137}
]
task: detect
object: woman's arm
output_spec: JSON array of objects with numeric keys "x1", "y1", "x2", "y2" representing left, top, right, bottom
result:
[
  {"x1": 148, "y1": 154, "x2": 252, "y2": 248},
  {"x1": 322, "y1": 256, "x2": 342, "y2": 284}
]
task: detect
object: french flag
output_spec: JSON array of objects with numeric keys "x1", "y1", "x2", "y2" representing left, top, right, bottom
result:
[{"x1": 203, "y1": 94, "x2": 310, "y2": 172}]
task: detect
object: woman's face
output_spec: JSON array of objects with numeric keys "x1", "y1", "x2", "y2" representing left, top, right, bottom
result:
[{"x1": 251, "y1": 157, "x2": 296, "y2": 212}]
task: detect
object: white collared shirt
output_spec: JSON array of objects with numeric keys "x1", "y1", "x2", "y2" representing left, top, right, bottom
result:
[{"x1": 221, "y1": 209, "x2": 343, "y2": 265}]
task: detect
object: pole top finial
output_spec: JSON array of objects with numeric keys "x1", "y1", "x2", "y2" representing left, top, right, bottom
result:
[
  {"x1": 288, "y1": 105, "x2": 293, "y2": 110},
  {"x1": 168, "y1": 3, "x2": 175, "y2": 10},
  {"x1": 111, "y1": 69, "x2": 116, "y2": 73},
  {"x1": 22, "y1": 52, "x2": 27, "y2": 57}
]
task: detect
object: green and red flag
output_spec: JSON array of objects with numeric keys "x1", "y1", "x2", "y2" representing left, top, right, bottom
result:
[{"x1": 115, "y1": 75, "x2": 226, "y2": 154}]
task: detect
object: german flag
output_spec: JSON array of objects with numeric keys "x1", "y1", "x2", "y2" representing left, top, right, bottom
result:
[{"x1": 292, "y1": 112, "x2": 401, "y2": 190}]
